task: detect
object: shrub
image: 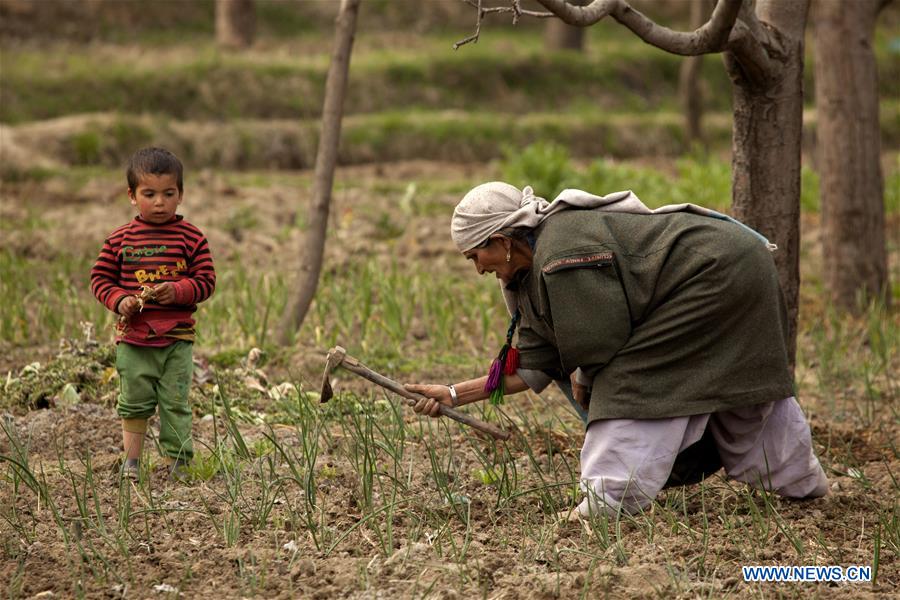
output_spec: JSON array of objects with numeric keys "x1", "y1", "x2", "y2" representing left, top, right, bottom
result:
[{"x1": 499, "y1": 141, "x2": 579, "y2": 200}]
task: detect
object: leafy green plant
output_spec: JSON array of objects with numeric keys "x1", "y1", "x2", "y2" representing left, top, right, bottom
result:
[
  {"x1": 70, "y1": 131, "x2": 102, "y2": 165},
  {"x1": 500, "y1": 141, "x2": 578, "y2": 200}
]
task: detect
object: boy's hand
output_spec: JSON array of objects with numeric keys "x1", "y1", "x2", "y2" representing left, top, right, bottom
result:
[
  {"x1": 117, "y1": 296, "x2": 140, "y2": 318},
  {"x1": 152, "y1": 282, "x2": 177, "y2": 305}
]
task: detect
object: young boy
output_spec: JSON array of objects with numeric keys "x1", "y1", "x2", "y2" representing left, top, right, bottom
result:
[{"x1": 91, "y1": 147, "x2": 215, "y2": 480}]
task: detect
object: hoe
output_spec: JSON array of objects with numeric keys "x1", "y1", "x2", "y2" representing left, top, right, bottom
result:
[{"x1": 320, "y1": 346, "x2": 510, "y2": 441}]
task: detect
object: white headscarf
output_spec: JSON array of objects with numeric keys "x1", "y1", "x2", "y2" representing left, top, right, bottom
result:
[{"x1": 450, "y1": 181, "x2": 775, "y2": 314}]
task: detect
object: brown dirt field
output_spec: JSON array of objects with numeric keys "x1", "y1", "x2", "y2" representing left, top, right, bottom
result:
[
  {"x1": 2, "y1": 397, "x2": 897, "y2": 598},
  {"x1": 1, "y1": 161, "x2": 898, "y2": 598}
]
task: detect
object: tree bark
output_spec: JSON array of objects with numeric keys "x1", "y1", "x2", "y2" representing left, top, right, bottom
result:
[
  {"x1": 280, "y1": 0, "x2": 361, "y2": 344},
  {"x1": 814, "y1": 0, "x2": 889, "y2": 312},
  {"x1": 678, "y1": 0, "x2": 710, "y2": 143},
  {"x1": 535, "y1": 0, "x2": 742, "y2": 54},
  {"x1": 724, "y1": 0, "x2": 809, "y2": 365},
  {"x1": 544, "y1": 19, "x2": 585, "y2": 51},
  {"x1": 544, "y1": 0, "x2": 587, "y2": 51},
  {"x1": 216, "y1": 0, "x2": 255, "y2": 50}
]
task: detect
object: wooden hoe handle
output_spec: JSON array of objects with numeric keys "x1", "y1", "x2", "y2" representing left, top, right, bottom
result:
[{"x1": 327, "y1": 349, "x2": 511, "y2": 441}]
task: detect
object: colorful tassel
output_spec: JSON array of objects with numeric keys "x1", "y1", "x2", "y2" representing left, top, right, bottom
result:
[
  {"x1": 486, "y1": 356, "x2": 504, "y2": 392},
  {"x1": 503, "y1": 347, "x2": 519, "y2": 375},
  {"x1": 484, "y1": 310, "x2": 521, "y2": 405}
]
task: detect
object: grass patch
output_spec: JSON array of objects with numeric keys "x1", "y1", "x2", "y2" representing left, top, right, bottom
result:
[
  {"x1": 7, "y1": 104, "x2": 899, "y2": 170},
  {"x1": 0, "y1": 248, "x2": 107, "y2": 348},
  {"x1": 797, "y1": 299, "x2": 899, "y2": 426},
  {"x1": 7, "y1": 109, "x2": 729, "y2": 171},
  {"x1": 499, "y1": 142, "x2": 832, "y2": 214}
]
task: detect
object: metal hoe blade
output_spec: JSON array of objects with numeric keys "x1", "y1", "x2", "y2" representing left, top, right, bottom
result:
[{"x1": 319, "y1": 345, "x2": 347, "y2": 402}]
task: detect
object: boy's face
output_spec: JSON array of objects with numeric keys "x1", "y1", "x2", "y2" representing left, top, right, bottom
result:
[{"x1": 128, "y1": 173, "x2": 182, "y2": 224}]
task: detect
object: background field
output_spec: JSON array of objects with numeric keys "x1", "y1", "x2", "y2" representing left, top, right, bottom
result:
[{"x1": 1, "y1": 1, "x2": 898, "y2": 598}]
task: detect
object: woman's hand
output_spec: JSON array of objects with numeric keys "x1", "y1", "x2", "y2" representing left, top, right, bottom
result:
[
  {"x1": 570, "y1": 371, "x2": 589, "y2": 411},
  {"x1": 405, "y1": 384, "x2": 453, "y2": 418}
]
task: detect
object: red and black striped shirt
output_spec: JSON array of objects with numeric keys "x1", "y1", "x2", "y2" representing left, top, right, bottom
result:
[{"x1": 90, "y1": 215, "x2": 216, "y2": 346}]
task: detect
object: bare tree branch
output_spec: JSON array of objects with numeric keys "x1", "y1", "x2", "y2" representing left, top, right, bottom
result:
[
  {"x1": 455, "y1": 0, "x2": 556, "y2": 49},
  {"x1": 454, "y1": 1, "x2": 782, "y2": 98},
  {"x1": 531, "y1": 0, "x2": 615, "y2": 24},
  {"x1": 456, "y1": 0, "x2": 742, "y2": 55},
  {"x1": 535, "y1": 0, "x2": 742, "y2": 55},
  {"x1": 510, "y1": 0, "x2": 557, "y2": 22},
  {"x1": 461, "y1": 0, "x2": 555, "y2": 18},
  {"x1": 722, "y1": 21, "x2": 777, "y2": 89},
  {"x1": 722, "y1": 1, "x2": 783, "y2": 90},
  {"x1": 454, "y1": 0, "x2": 484, "y2": 49},
  {"x1": 734, "y1": 0, "x2": 769, "y2": 45}
]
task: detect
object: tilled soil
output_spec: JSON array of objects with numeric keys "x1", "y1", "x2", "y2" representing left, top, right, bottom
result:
[{"x1": 1, "y1": 398, "x2": 898, "y2": 599}]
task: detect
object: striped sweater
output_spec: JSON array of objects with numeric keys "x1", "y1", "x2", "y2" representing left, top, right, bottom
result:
[{"x1": 90, "y1": 215, "x2": 216, "y2": 346}]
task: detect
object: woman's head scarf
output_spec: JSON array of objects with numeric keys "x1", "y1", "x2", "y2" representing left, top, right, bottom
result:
[
  {"x1": 451, "y1": 182, "x2": 643, "y2": 252},
  {"x1": 451, "y1": 181, "x2": 774, "y2": 253}
]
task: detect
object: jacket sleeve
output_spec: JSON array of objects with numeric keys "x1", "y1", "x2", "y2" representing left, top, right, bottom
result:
[
  {"x1": 173, "y1": 234, "x2": 216, "y2": 306},
  {"x1": 516, "y1": 320, "x2": 562, "y2": 373},
  {"x1": 539, "y1": 248, "x2": 632, "y2": 374},
  {"x1": 90, "y1": 237, "x2": 129, "y2": 313}
]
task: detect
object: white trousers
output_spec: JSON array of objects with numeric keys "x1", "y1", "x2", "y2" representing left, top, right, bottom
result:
[{"x1": 577, "y1": 397, "x2": 829, "y2": 517}]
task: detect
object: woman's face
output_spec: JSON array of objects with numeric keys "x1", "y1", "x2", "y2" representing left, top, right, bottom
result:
[{"x1": 463, "y1": 236, "x2": 518, "y2": 283}]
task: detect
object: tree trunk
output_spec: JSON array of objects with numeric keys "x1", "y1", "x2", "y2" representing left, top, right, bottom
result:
[
  {"x1": 216, "y1": 0, "x2": 255, "y2": 50},
  {"x1": 678, "y1": 0, "x2": 709, "y2": 143},
  {"x1": 814, "y1": 0, "x2": 888, "y2": 312},
  {"x1": 280, "y1": 0, "x2": 361, "y2": 344},
  {"x1": 726, "y1": 0, "x2": 810, "y2": 365},
  {"x1": 544, "y1": 0, "x2": 585, "y2": 51},
  {"x1": 544, "y1": 20, "x2": 584, "y2": 51}
]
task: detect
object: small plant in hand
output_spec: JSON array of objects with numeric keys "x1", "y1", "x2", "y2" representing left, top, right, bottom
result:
[{"x1": 116, "y1": 284, "x2": 157, "y2": 327}]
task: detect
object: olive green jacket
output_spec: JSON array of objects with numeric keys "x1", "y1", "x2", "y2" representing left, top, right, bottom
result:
[{"x1": 514, "y1": 209, "x2": 794, "y2": 422}]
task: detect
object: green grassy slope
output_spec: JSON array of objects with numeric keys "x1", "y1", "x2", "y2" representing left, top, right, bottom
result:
[{"x1": 1, "y1": 4, "x2": 897, "y2": 168}]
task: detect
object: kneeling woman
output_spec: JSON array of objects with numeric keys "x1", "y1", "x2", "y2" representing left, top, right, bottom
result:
[{"x1": 407, "y1": 182, "x2": 828, "y2": 516}]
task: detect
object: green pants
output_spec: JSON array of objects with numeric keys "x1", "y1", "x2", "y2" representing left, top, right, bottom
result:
[{"x1": 116, "y1": 341, "x2": 194, "y2": 461}]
